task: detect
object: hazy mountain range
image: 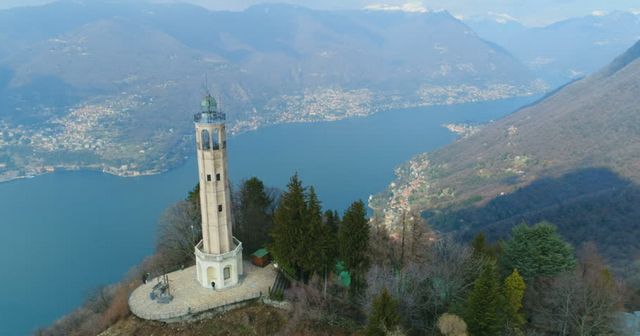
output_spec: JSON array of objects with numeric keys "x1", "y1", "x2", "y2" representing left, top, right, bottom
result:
[
  {"x1": 373, "y1": 41, "x2": 640, "y2": 271},
  {"x1": 3, "y1": 0, "x2": 639, "y2": 27},
  {"x1": 1, "y1": 1, "x2": 638, "y2": 184},
  {"x1": 467, "y1": 10, "x2": 640, "y2": 86},
  {"x1": 0, "y1": 0, "x2": 542, "y2": 181}
]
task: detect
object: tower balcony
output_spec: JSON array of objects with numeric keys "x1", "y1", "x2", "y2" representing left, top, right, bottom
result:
[
  {"x1": 194, "y1": 112, "x2": 226, "y2": 124},
  {"x1": 195, "y1": 237, "x2": 242, "y2": 261}
]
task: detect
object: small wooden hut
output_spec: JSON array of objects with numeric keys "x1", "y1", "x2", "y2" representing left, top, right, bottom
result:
[{"x1": 250, "y1": 248, "x2": 271, "y2": 267}]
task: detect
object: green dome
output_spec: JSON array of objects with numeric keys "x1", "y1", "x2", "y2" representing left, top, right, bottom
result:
[{"x1": 201, "y1": 94, "x2": 217, "y2": 112}]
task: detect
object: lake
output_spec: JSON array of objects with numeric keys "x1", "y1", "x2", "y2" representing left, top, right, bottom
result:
[{"x1": 0, "y1": 96, "x2": 535, "y2": 335}]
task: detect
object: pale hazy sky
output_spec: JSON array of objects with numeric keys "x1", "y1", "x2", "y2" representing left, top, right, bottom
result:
[{"x1": 1, "y1": 0, "x2": 639, "y2": 26}]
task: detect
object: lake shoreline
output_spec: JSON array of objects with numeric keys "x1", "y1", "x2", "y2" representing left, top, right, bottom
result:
[{"x1": 0, "y1": 95, "x2": 540, "y2": 185}]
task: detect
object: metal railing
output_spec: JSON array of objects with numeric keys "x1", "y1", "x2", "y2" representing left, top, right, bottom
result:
[
  {"x1": 194, "y1": 112, "x2": 226, "y2": 123},
  {"x1": 195, "y1": 237, "x2": 242, "y2": 261}
]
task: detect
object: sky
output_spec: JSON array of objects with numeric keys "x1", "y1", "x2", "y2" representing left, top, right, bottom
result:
[{"x1": 0, "y1": 0, "x2": 639, "y2": 26}]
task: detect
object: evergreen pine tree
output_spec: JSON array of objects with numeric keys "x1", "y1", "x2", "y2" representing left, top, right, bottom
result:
[
  {"x1": 235, "y1": 177, "x2": 274, "y2": 253},
  {"x1": 325, "y1": 209, "x2": 340, "y2": 235},
  {"x1": 320, "y1": 229, "x2": 338, "y2": 293},
  {"x1": 471, "y1": 232, "x2": 502, "y2": 261},
  {"x1": 270, "y1": 174, "x2": 307, "y2": 278},
  {"x1": 186, "y1": 183, "x2": 201, "y2": 224},
  {"x1": 366, "y1": 287, "x2": 401, "y2": 336},
  {"x1": 501, "y1": 222, "x2": 576, "y2": 279},
  {"x1": 503, "y1": 269, "x2": 526, "y2": 335},
  {"x1": 303, "y1": 187, "x2": 331, "y2": 277},
  {"x1": 307, "y1": 196, "x2": 338, "y2": 295},
  {"x1": 465, "y1": 263, "x2": 504, "y2": 336},
  {"x1": 338, "y1": 200, "x2": 370, "y2": 293},
  {"x1": 471, "y1": 232, "x2": 488, "y2": 257}
]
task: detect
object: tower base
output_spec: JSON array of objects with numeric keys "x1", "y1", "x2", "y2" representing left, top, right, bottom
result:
[{"x1": 194, "y1": 238, "x2": 244, "y2": 290}]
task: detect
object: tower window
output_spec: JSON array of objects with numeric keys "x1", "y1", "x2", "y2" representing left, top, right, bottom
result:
[
  {"x1": 212, "y1": 129, "x2": 220, "y2": 150},
  {"x1": 207, "y1": 174, "x2": 211, "y2": 182},
  {"x1": 216, "y1": 173, "x2": 221, "y2": 181},
  {"x1": 218, "y1": 205, "x2": 223, "y2": 212},
  {"x1": 201, "y1": 129, "x2": 211, "y2": 150}
]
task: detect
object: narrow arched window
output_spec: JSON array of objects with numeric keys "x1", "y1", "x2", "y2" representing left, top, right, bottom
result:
[
  {"x1": 212, "y1": 129, "x2": 220, "y2": 150},
  {"x1": 201, "y1": 129, "x2": 211, "y2": 150}
]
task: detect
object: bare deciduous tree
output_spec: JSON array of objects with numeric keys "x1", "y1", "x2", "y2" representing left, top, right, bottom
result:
[
  {"x1": 531, "y1": 243, "x2": 624, "y2": 336},
  {"x1": 366, "y1": 237, "x2": 484, "y2": 334},
  {"x1": 85, "y1": 285, "x2": 113, "y2": 314},
  {"x1": 282, "y1": 278, "x2": 362, "y2": 335},
  {"x1": 156, "y1": 200, "x2": 202, "y2": 270}
]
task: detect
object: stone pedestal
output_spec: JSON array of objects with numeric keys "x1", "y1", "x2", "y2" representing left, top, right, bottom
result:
[{"x1": 194, "y1": 238, "x2": 244, "y2": 290}]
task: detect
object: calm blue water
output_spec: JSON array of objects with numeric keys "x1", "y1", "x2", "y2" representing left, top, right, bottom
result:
[{"x1": 0, "y1": 97, "x2": 534, "y2": 335}]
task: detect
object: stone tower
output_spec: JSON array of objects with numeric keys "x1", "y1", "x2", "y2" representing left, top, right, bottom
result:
[{"x1": 193, "y1": 94, "x2": 243, "y2": 290}]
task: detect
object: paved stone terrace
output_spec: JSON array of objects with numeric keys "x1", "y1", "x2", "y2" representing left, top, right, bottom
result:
[{"x1": 129, "y1": 261, "x2": 277, "y2": 321}]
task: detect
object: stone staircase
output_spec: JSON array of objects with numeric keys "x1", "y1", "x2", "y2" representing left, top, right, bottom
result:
[{"x1": 269, "y1": 270, "x2": 291, "y2": 300}]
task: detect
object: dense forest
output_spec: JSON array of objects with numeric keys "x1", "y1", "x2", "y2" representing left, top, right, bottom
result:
[
  {"x1": 427, "y1": 168, "x2": 640, "y2": 275},
  {"x1": 37, "y1": 173, "x2": 638, "y2": 336}
]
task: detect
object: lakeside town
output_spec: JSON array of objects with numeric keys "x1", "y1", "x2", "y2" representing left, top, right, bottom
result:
[{"x1": 0, "y1": 82, "x2": 543, "y2": 183}]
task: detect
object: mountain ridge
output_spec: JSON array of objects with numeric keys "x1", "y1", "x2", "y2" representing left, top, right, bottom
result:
[
  {"x1": 598, "y1": 38, "x2": 640, "y2": 77},
  {"x1": 372, "y1": 40, "x2": 640, "y2": 269}
]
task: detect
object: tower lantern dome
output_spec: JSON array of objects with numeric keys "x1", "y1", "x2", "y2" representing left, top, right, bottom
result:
[
  {"x1": 195, "y1": 94, "x2": 226, "y2": 123},
  {"x1": 201, "y1": 94, "x2": 218, "y2": 113}
]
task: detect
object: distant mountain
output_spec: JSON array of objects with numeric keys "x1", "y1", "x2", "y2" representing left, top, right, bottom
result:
[
  {"x1": 464, "y1": 13, "x2": 526, "y2": 47},
  {"x1": 0, "y1": 1, "x2": 541, "y2": 181},
  {"x1": 373, "y1": 41, "x2": 640, "y2": 271},
  {"x1": 467, "y1": 11, "x2": 640, "y2": 86}
]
